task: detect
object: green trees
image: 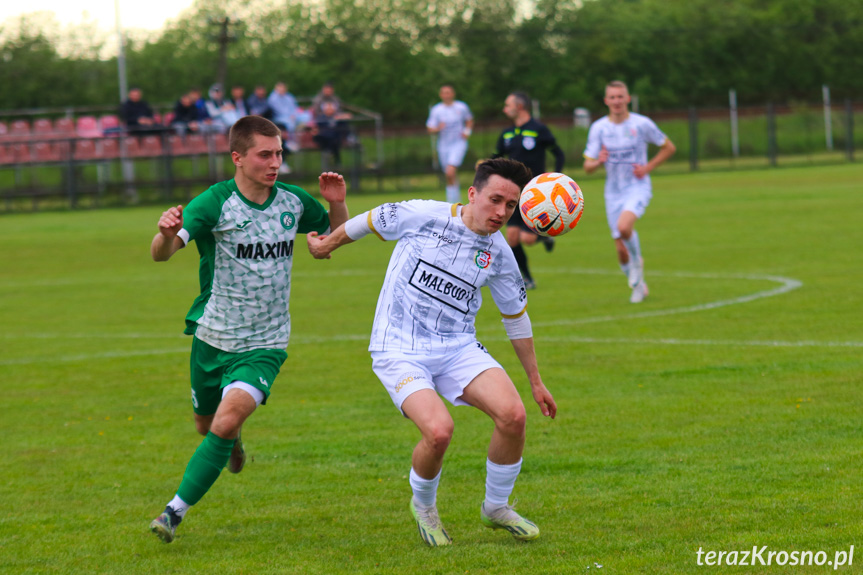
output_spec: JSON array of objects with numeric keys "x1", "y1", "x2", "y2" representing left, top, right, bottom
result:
[{"x1": 0, "y1": 0, "x2": 860, "y2": 119}]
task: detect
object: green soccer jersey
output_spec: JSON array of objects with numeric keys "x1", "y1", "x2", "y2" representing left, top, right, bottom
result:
[{"x1": 177, "y1": 179, "x2": 330, "y2": 352}]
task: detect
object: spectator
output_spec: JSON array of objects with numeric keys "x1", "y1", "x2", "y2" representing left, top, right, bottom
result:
[
  {"x1": 119, "y1": 87, "x2": 159, "y2": 134},
  {"x1": 311, "y1": 82, "x2": 352, "y2": 120},
  {"x1": 204, "y1": 83, "x2": 240, "y2": 133},
  {"x1": 268, "y1": 81, "x2": 303, "y2": 173},
  {"x1": 171, "y1": 91, "x2": 202, "y2": 135},
  {"x1": 189, "y1": 88, "x2": 213, "y2": 129},
  {"x1": 247, "y1": 85, "x2": 272, "y2": 119},
  {"x1": 229, "y1": 85, "x2": 249, "y2": 119},
  {"x1": 267, "y1": 82, "x2": 300, "y2": 136},
  {"x1": 313, "y1": 100, "x2": 349, "y2": 168}
]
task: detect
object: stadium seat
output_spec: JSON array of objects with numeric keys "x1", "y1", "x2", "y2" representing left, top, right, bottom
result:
[
  {"x1": 213, "y1": 133, "x2": 229, "y2": 153},
  {"x1": 99, "y1": 138, "x2": 120, "y2": 159},
  {"x1": 32, "y1": 141, "x2": 63, "y2": 163},
  {"x1": 10, "y1": 120, "x2": 31, "y2": 140},
  {"x1": 166, "y1": 135, "x2": 190, "y2": 156},
  {"x1": 100, "y1": 115, "x2": 121, "y2": 134},
  {"x1": 0, "y1": 122, "x2": 8, "y2": 142},
  {"x1": 54, "y1": 117, "x2": 76, "y2": 135},
  {"x1": 76, "y1": 116, "x2": 102, "y2": 138},
  {"x1": 139, "y1": 135, "x2": 163, "y2": 157},
  {"x1": 123, "y1": 137, "x2": 141, "y2": 157},
  {"x1": 74, "y1": 139, "x2": 98, "y2": 161},
  {"x1": 125, "y1": 135, "x2": 163, "y2": 158},
  {"x1": 33, "y1": 118, "x2": 54, "y2": 137},
  {"x1": 0, "y1": 145, "x2": 16, "y2": 165},
  {"x1": 184, "y1": 134, "x2": 208, "y2": 155},
  {"x1": 9, "y1": 143, "x2": 31, "y2": 163}
]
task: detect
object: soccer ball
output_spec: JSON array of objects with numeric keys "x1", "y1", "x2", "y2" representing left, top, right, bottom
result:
[{"x1": 519, "y1": 172, "x2": 584, "y2": 237}]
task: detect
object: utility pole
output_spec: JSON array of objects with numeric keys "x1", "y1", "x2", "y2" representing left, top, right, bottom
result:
[
  {"x1": 211, "y1": 16, "x2": 239, "y2": 90},
  {"x1": 114, "y1": 0, "x2": 128, "y2": 102}
]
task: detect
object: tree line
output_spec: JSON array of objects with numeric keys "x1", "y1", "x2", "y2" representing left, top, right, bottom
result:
[{"x1": 0, "y1": 0, "x2": 861, "y2": 123}]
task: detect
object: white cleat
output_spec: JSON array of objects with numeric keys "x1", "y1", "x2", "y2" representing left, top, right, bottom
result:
[
  {"x1": 630, "y1": 280, "x2": 649, "y2": 303},
  {"x1": 480, "y1": 501, "x2": 540, "y2": 541}
]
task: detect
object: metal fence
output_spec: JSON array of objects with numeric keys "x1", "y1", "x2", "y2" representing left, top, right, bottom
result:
[{"x1": 0, "y1": 100, "x2": 858, "y2": 212}]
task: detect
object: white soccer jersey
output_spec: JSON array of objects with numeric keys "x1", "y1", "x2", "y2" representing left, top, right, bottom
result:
[
  {"x1": 426, "y1": 101, "x2": 473, "y2": 148},
  {"x1": 583, "y1": 113, "x2": 667, "y2": 196},
  {"x1": 366, "y1": 200, "x2": 527, "y2": 354}
]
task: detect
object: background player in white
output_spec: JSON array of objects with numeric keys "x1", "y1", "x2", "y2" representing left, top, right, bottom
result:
[
  {"x1": 426, "y1": 84, "x2": 474, "y2": 204},
  {"x1": 147, "y1": 116, "x2": 349, "y2": 543},
  {"x1": 583, "y1": 81, "x2": 676, "y2": 303},
  {"x1": 307, "y1": 158, "x2": 557, "y2": 546}
]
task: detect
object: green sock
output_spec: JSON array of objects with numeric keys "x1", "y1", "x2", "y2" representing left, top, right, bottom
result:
[{"x1": 176, "y1": 431, "x2": 235, "y2": 506}]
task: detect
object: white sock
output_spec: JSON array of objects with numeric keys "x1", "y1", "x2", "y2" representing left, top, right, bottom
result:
[
  {"x1": 484, "y1": 458, "x2": 522, "y2": 509},
  {"x1": 621, "y1": 230, "x2": 641, "y2": 267},
  {"x1": 167, "y1": 495, "x2": 190, "y2": 519},
  {"x1": 445, "y1": 185, "x2": 460, "y2": 204},
  {"x1": 619, "y1": 260, "x2": 632, "y2": 281},
  {"x1": 410, "y1": 467, "x2": 441, "y2": 508}
]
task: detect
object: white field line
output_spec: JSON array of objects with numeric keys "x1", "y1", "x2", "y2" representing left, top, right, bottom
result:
[
  {"x1": 3, "y1": 268, "x2": 858, "y2": 366},
  {"x1": 533, "y1": 268, "x2": 803, "y2": 327}
]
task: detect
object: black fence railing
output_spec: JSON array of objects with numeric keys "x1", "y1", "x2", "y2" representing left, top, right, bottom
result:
[{"x1": 0, "y1": 100, "x2": 858, "y2": 212}]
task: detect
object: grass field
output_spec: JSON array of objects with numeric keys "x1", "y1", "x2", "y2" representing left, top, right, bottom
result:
[{"x1": 2, "y1": 163, "x2": 862, "y2": 574}]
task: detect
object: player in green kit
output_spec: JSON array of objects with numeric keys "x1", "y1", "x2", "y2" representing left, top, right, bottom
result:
[{"x1": 147, "y1": 115, "x2": 348, "y2": 543}]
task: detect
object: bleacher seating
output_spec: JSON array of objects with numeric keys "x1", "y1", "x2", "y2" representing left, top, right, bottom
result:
[
  {"x1": 0, "y1": 113, "x2": 338, "y2": 170},
  {"x1": 76, "y1": 117, "x2": 102, "y2": 138},
  {"x1": 54, "y1": 118, "x2": 76, "y2": 136},
  {"x1": 10, "y1": 120, "x2": 31, "y2": 140}
]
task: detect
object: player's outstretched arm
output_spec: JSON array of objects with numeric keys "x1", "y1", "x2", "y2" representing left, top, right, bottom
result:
[
  {"x1": 319, "y1": 172, "x2": 349, "y2": 230},
  {"x1": 307, "y1": 225, "x2": 355, "y2": 260},
  {"x1": 151, "y1": 205, "x2": 185, "y2": 262},
  {"x1": 510, "y1": 337, "x2": 557, "y2": 419}
]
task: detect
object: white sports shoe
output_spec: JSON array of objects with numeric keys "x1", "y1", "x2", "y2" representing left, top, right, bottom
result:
[
  {"x1": 630, "y1": 280, "x2": 649, "y2": 303},
  {"x1": 480, "y1": 501, "x2": 540, "y2": 541},
  {"x1": 410, "y1": 498, "x2": 452, "y2": 547}
]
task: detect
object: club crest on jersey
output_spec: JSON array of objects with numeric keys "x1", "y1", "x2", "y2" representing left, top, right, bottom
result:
[
  {"x1": 522, "y1": 136, "x2": 536, "y2": 150},
  {"x1": 280, "y1": 212, "x2": 296, "y2": 230},
  {"x1": 475, "y1": 250, "x2": 492, "y2": 269}
]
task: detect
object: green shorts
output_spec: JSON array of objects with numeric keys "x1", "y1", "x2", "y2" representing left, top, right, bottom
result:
[{"x1": 189, "y1": 336, "x2": 288, "y2": 416}]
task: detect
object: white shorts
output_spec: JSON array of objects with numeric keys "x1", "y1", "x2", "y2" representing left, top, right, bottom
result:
[
  {"x1": 605, "y1": 190, "x2": 652, "y2": 239},
  {"x1": 371, "y1": 341, "x2": 502, "y2": 413},
  {"x1": 438, "y1": 140, "x2": 468, "y2": 170}
]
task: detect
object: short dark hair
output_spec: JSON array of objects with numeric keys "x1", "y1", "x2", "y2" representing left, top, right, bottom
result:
[
  {"x1": 508, "y1": 91, "x2": 532, "y2": 112},
  {"x1": 229, "y1": 115, "x2": 281, "y2": 156},
  {"x1": 472, "y1": 158, "x2": 533, "y2": 192}
]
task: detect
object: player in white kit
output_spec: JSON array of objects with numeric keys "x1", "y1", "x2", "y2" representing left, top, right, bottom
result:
[
  {"x1": 583, "y1": 81, "x2": 676, "y2": 303},
  {"x1": 307, "y1": 158, "x2": 557, "y2": 546},
  {"x1": 426, "y1": 84, "x2": 474, "y2": 204}
]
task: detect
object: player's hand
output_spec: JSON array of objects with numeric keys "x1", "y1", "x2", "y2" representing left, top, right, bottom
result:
[
  {"x1": 157, "y1": 205, "x2": 184, "y2": 238},
  {"x1": 632, "y1": 163, "x2": 649, "y2": 179},
  {"x1": 531, "y1": 381, "x2": 557, "y2": 419},
  {"x1": 306, "y1": 231, "x2": 331, "y2": 259},
  {"x1": 598, "y1": 145, "x2": 609, "y2": 163},
  {"x1": 318, "y1": 172, "x2": 346, "y2": 204}
]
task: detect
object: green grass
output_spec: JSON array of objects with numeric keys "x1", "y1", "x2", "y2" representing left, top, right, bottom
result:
[{"x1": 1, "y1": 163, "x2": 862, "y2": 573}]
